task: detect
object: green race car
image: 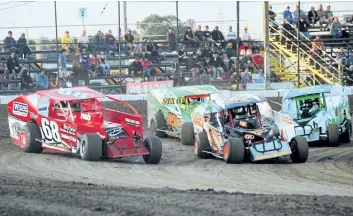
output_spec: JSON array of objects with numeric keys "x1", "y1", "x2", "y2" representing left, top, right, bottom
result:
[{"x1": 147, "y1": 85, "x2": 221, "y2": 145}]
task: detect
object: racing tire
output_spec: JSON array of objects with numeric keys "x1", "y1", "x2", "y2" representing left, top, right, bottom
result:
[
  {"x1": 328, "y1": 123, "x2": 340, "y2": 146},
  {"x1": 223, "y1": 138, "x2": 245, "y2": 164},
  {"x1": 290, "y1": 136, "x2": 309, "y2": 163},
  {"x1": 194, "y1": 130, "x2": 212, "y2": 159},
  {"x1": 19, "y1": 123, "x2": 43, "y2": 153},
  {"x1": 181, "y1": 122, "x2": 194, "y2": 146},
  {"x1": 340, "y1": 120, "x2": 351, "y2": 143},
  {"x1": 80, "y1": 133, "x2": 102, "y2": 161},
  {"x1": 152, "y1": 111, "x2": 167, "y2": 138},
  {"x1": 143, "y1": 136, "x2": 162, "y2": 164}
]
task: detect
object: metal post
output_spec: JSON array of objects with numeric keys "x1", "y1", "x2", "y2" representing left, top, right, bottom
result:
[
  {"x1": 54, "y1": 1, "x2": 59, "y2": 84},
  {"x1": 176, "y1": 1, "x2": 180, "y2": 85},
  {"x1": 118, "y1": 1, "x2": 122, "y2": 75},
  {"x1": 123, "y1": 1, "x2": 127, "y2": 32},
  {"x1": 264, "y1": 1, "x2": 271, "y2": 89},
  {"x1": 236, "y1": 1, "x2": 240, "y2": 90},
  {"x1": 297, "y1": 1, "x2": 300, "y2": 87}
]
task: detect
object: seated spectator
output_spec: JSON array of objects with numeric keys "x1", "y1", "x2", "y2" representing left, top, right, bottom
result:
[
  {"x1": 4, "y1": 31, "x2": 18, "y2": 53},
  {"x1": 255, "y1": 69, "x2": 265, "y2": 83},
  {"x1": 252, "y1": 42, "x2": 261, "y2": 54},
  {"x1": 167, "y1": 28, "x2": 177, "y2": 52},
  {"x1": 225, "y1": 43, "x2": 236, "y2": 58},
  {"x1": 308, "y1": 6, "x2": 319, "y2": 26},
  {"x1": 89, "y1": 54, "x2": 98, "y2": 72},
  {"x1": 310, "y1": 36, "x2": 325, "y2": 58},
  {"x1": 97, "y1": 52, "x2": 110, "y2": 75},
  {"x1": 188, "y1": 49, "x2": 203, "y2": 69},
  {"x1": 124, "y1": 29, "x2": 135, "y2": 56},
  {"x1": 239, "y1": 42, "x2": 252, "y2": 56},
  {"x1": 241, "y1": 26, "x2": 251, "y2": 41},
  {"x1": 178, "y1": 45, "x2": 187, "y2": 63},
  {"x1": 326, "y1": 5, "x2": 334, "y2": 23},
  {"x1": 336, "y1": 48, "x2": 346, "y2": 65},
  {"x1": 242, "y1": 69, "x2": 252, "y2": 89},
  {"x1": 146, "y1": 39, "x2": 160, "y2": 59},
  {"x1": 106, "y1": 30, "x2": 117, "y2": 55},
  {"x1": 188, "y1": 68, "x2": 201, "y2": 85},
  {"x1": 202, "y1": 43, "x2": 213, "y2": 59},
  {"x1": 79, "y1": 49, "x2": 91, "y2": 73},
  {"x1": 317, "y1": 4, "x2": 329, "y2": 30},
  {"x1": 330, "y1": 17, "x2": 342, "y2": 38},
  {"x1": 17, "y1": 33, "x2": 31, "y2": 59},
  {"x1": 203, "y1": 25, "x2": 212, "y2": 43},
  {"x1": 144, "y1": 61, "x2": 155, "y2": 81},
  {"x1": 61, "y1": 30, "x2": 75, "y2": 53},
  {"x1": 299, "y1": 17, "x2": 311, "y2": 39},
  {"x1": 194, "y1": 25, "x2": 204, "y2": 48},
  {"x1": 283, "y1": 6, "x2": 293, "y2": 23},
  {"x1": 95, "y1": 30, "x2": 106, "y2": 52},
  {"x1": 211, "y1": 25, "x2": 225, "y2": 44},
  {"x1": 36, "y1": 70, "x2": 49, "y2": 90},
  {"x1": 129, "y1": 57, "x2": 143, "y2": 77},
  {"x1": 225, "y1": 25, "x2": 237, "y2": 45},
  {"x1": 139, "y1": 57, "x2": 149, "y2": 72},
  {"x1": 20, "y1": 69, "x2": 34, "y2": 90},
  {"x1": 7, "y1": 53, "x2": 21, "y2": 75},
  {"x1": 292, "y1": 4, "x2": 308, "y2": 25},
  {"x1": 184, "y1": 27, "x2": 197, "y2": 48},
  {"x1": 78, "y1": 29, "x2": 89, "y2": 51}
]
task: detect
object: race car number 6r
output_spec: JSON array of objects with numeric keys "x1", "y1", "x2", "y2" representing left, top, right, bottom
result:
[{"x1": 41, "y1": 118, "x2": 61, "y2": 143}]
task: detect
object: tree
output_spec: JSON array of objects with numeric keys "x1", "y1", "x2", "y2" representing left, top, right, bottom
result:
[{"x1": 137, "y1": 14, "x2": 192, "y2": 41}]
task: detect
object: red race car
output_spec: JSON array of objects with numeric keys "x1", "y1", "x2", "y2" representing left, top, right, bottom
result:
[{"x1": 7, "y1": 87, "x2": 162, "y2": 164}]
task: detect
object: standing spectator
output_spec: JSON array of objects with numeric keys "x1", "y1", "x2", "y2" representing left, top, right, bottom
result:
[
  {"x1": 4, "y1": 31, "x2": 18, "y2": 53},
  {"x1": 35, "y1": 70, "x2": 49, "y2": 90},
  {"x1": 78, "y1": 29, "x2": 89, "y2": 51},
  {"x1": 326, "y1": 5, "x2": 334, "y2": 23},
  {"x1": 269, "y1": 5, "x2": 278, "y2": 32},
  {"x1": 106, "y1": 30, "x2": 117, "y2": 55},
  {"x1": 317, "y1": 4, "x2": 329, "y2": 30},
  {"x1": 17, "y1": 33, "x2": 31, "y2": 59},
  {"x1": 20, "y1": 69, "x2": 33, "y2": 90},
  {"x1": 183, "y1": 27, "x2": 197, "y2": 47},
  {"x1": 330, "y1": 17, "x2": 342, "y2": 38},
  {"x1": 58, "y1": 49, "x2": 68, "y2": 87},
  {"x1": 7, "y1": 53, "x2": 21, "y2": 75},
  {"x1": 299, "y1": 17, "x2": 311, "y2": 39},
  {"x1": 211, "y1": 52, "x2": 224, "y2": 80},
  {"x1": 79, "y1": 49, "x2": 91, "y2": 73},
  {"x1": 308, "y1": 6, "x2": 319, "y2": 26},
  {"x1": 124, "y1": 29, "x2": 135, "y2": 56},
  {"x1": 194, "y1": 25, "x2": 204, "y2": 48},
  {"x1": 95, "y1": 30, "x2": 106, "y2": 51},
  {"x1": 283, "y1": 6, "x2": 293, "y2": 23},
  {"x1": 167, "y1": 28, "x2": 177, "y2": 52},
  {"x1": 61, "y1": 31, "x2": 74, "y2": 53},
  {"x1": 97, "y1": 51, "x2": 110, "y2": 75},
  {"x1": 72, "y1": 59, "x2": 88, "y2": 86},
  {"x1": 225, "y1": 26, "x2": 237, "y2": 46},
  {"x1": 241, "y1": 26, "x2": 251, "y2": 42}
]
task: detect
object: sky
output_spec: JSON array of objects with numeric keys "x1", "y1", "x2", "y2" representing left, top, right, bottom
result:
[{"x1": 0, "y1": 0, "x2": 352, "y2": 41}]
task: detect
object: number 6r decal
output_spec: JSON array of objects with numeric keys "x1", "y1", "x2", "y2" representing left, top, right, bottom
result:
[{"x1": 41, "y1": 118, "x2": 62, "y2": 143}]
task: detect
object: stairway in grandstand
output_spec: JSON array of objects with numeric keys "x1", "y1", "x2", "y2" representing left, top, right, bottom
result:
[{"x1": 268, "y1": 19, "x2": 343, "y2": 87}]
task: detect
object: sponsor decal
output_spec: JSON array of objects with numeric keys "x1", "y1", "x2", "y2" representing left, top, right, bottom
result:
[
  {"x1": 81, "y1": 113, "x2": 91, "y2": 121},
  {"x1": 126, "y1": 118, "x2": 140, "y2": 127},
  {"x1": 106, "y1": 127, "x2": 126, "y2": 138},
  {"x1": 13, "y1": 102, "x2": 28, "y2": 117},
  {"x1": 30, "y1": 112, "x2": 38, "y2": 119},
  {"x1": 60, "y1": 133, "x2": 77, "y2": 142},
  {"x1": 162, "y1": 98, "x2": 176, "y2": 105},
  {"x1": 38, "y1": 107, "x2": 48, "y2": 112},
  {"x1": 244, "y1": 134, "x2": 255, "y2": 140},
  {"x1": 11, "y1": 122, "x2": 21, "y2": 136},
  {"x1": 126, "y1": 80, "x2": 173, "y2": 94},
  {"x1": 60, "y1": 124, "x2": 76, "y2": 135}
]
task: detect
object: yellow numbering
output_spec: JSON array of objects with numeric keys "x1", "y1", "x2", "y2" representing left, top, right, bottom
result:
[{"x1": 162, "y1": 98, "x2": 176, "y2": 105}]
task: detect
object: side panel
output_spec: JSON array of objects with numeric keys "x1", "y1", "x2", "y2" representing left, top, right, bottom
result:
[{"x1": 272, "y1": 111, "x2": 296, "y2": 142}]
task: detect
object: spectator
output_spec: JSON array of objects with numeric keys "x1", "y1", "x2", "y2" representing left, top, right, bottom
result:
[
  {"x1": 61, "y1": 31, "x2": 75, "y2": 53},
  {"x1": 134, "y1": 39, "x2": 148, "y2": 57},
  {"x1": 202, "y1": 43, "x2": 213, "y2": 59},
  {"x1": 17, "y1": 33, "x2": 31, "y2": 59},
  {"x1": 255, "y1": 69, "x2": 265, "y2": 83},
  {"x1": 188, "y1": 68, "x2": 201, "y2": 85},
  {"x1": 225, "y1": 43, "x2": 236, "y2": 58},
  {"x1": 72, "y1": 59, "x2": 88, "y2": 86},
  {"x1": 283, "y1": 6, "x2": 293, "y2": 23},
  {"x1": 194, "y1": 25, "x2": 204, "y2": 48},
  {"x1": 20, "y1": 69, "x2": 33, "y2": 90},
  {"x1": 89, "y1": 54, "x2": 98, "y2": 73},
  {"x1": 78, "y1": 49, "x2": 91, "y2": 72},
  {"x1": 203, "y1": 25, "x2": 212, "y2": 45},
  {"x1": 95, "y1": 30, "x2": 106, "y2": 51},
  {"x1": 348, "y1": 52, "x2": 353, "y2": 67},
  {"x1": 97, "y1": 51, "x2": 110, "y2": 75},
  {"x1": 317, "y1": 4, "x2": 329, "y2": 30},
  {"x1": 211, "y1": 52, "x2": 224, "y2": 80},
  {"x1": 184, "y1": 27, "x2": 197, "y2": 47},
  {"x1": 336, "y1": 48, "x2": 346, "y2": 65},
  {"x1": 4, "y1": 31, "x2": 18, "y2": 53},
  {"x1": 144, "y1": 61, "x2": 155, "y2": 81},
  {"x1": 178, "y1": 45, "x2": 187, "y2": 63},
  {"x1": 58, "y1": 49, "x2": 68, "y2": 87},
  {"x1": 139, "y1": 57, "x2": 149, "y2": 76},
  {"x1": 242, "y1": 69, "x2": 252, "y2": 89},
  {"x1": 308, "y1": 6, "x2": 319, "y2": 26},
  {"x1": 241, "y1": 26, "x2": 251, "y2": 41},
  {"x1": 292, "y1": 4, "x2": 308, "y2": 25},
  {"x1": 225, "y1": 26, "x2": 237, "y2": 46},
  {"x1": 326, "y1": 5, "x2": 334, "y2": 23},
  {"x1": 310, "y1": 36, "x2": 325, "y2": 58},
  {"x1": 167, "y1": 27, "x2": 177, "y2": 52},
  {"x1": 78, "y1": 29, "x2": 89, "y2": 51},
  {"x1": 269, "y1": 5, "x2": 278, "y2": 32},
  {"x1": 7, "y1": 53, "x2": 21, "y2": 75},
  {"x1": 124, "y1": 29, "x2": 135, "y2": 56},
  {"x1": 35, "y1": 70, "x2": 49, "y2": 90},
  {"x1": 211, "y1": 26, "x2": 225, "y2": 42},
  {"x1": 128, "y1": 57, "x2": 143, "y2": 77},
  {"x1": 146, "y1": 39, "x2": 160, "y2": 61},
  {"x1": 330, "y1": 17, "x2": 342, "y2": 38},
  {"x1": 106, "y1": 30, "x2": 117, "y2": 55},
  {"x1": 239, "y1": 42, "x2": 252, "y2": 56},
  {"x1": 299, "y1": 17, "x2": 311, "y2": 39}
]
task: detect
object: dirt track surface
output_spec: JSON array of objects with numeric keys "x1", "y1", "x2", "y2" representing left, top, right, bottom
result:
[{"x1": 1, "y1": 118, "x2": 353, "y2": 215}]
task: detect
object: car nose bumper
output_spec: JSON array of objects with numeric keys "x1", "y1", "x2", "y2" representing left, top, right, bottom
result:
[{"x1": 249, "y1": 140, "x2": 292, "y2": 161}]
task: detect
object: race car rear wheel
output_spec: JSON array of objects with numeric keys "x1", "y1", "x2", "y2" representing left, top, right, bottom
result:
[
  {"x1": 80, "y1": 133, "x2": 102, "y2": 161},
  {"x1": 328, "y1": 123, "x2": 340, "y2": 146},
  {"x1": 340, "y1": 120, "x2": 351, "y2": 143},
  {"x1": 181, "y1": 122, "x2": 194, "y2": 146},
  {"x1": 20, "y1": 123, "x2": 43, "y2": 153},
  {"x1": 152, "y1": 111, "x2": 167, "y2": 138},
  {"x1": 143, "y1": 136, "x2": 162, "y2": 164},
  {"x1": 224, "y1": 138, "x2": 245, "y2": 164},
  {"x1": 194, "y1": 130, "x2": 211, "y2": 159},
  {"x1": 290, "y1": 136, "x2": 309, "y2": 163}
]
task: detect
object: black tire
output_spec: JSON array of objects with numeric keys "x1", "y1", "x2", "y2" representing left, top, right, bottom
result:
[
  {"x1": 194, "y1": 130, "x2": 211, "y2": 159},
  {"x1": 19, "y1": 123, "x2": 43, "y2": 153},
  {"x1": 80, "y1": 133, "x2": 102, "y2": 161},
  {"x1": 290, "y1": 136, "x2": 309, "y2": 163},
  {"x1": 340, "y1": 120, "x2": 351, "y2": 143},
  {"x1": 328, "y1": 123, "x2": 340, "y2": 146},
  {"x1": 143, "y1": 136, "x2": 162, "y2": 164},
  {"x1": 224, "y1": 138, "x2": 245, "y2": 164},
  {"x1": 181, "y1": 122, "x2": 194, "y2": 146},
  {"x1": 152, "y1": 111, "x2": 167, "y2": 138}
]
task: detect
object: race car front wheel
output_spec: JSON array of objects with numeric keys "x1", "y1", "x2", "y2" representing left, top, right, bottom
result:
[
  {"x1": 20, "y1": 123, "x2": 43, "y2": 153},
  {"x1": 290, "y1": 136, "x2": 309, "y2": 163},
  {"x1": 194, "y1": 130, "x2": 211, "y2": 159},
  {"x1": 152, "y1": 111, "x2": 167, "y2": 138},
  {"x1": 181, "y1": 122, "x2": 194, "y2": 146},
  {"x1": 223, "y1": 138, "x2": 245, "y2": 164},
  {"x1": 143, "y1": 136, "x2": 162, "y2": 164},
  {"x1": 328, "y1": 124, "x2": 340, "y2": 146},
  {"x1": 80, "y1": 133, "x2": 102, "y2": 161}
]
